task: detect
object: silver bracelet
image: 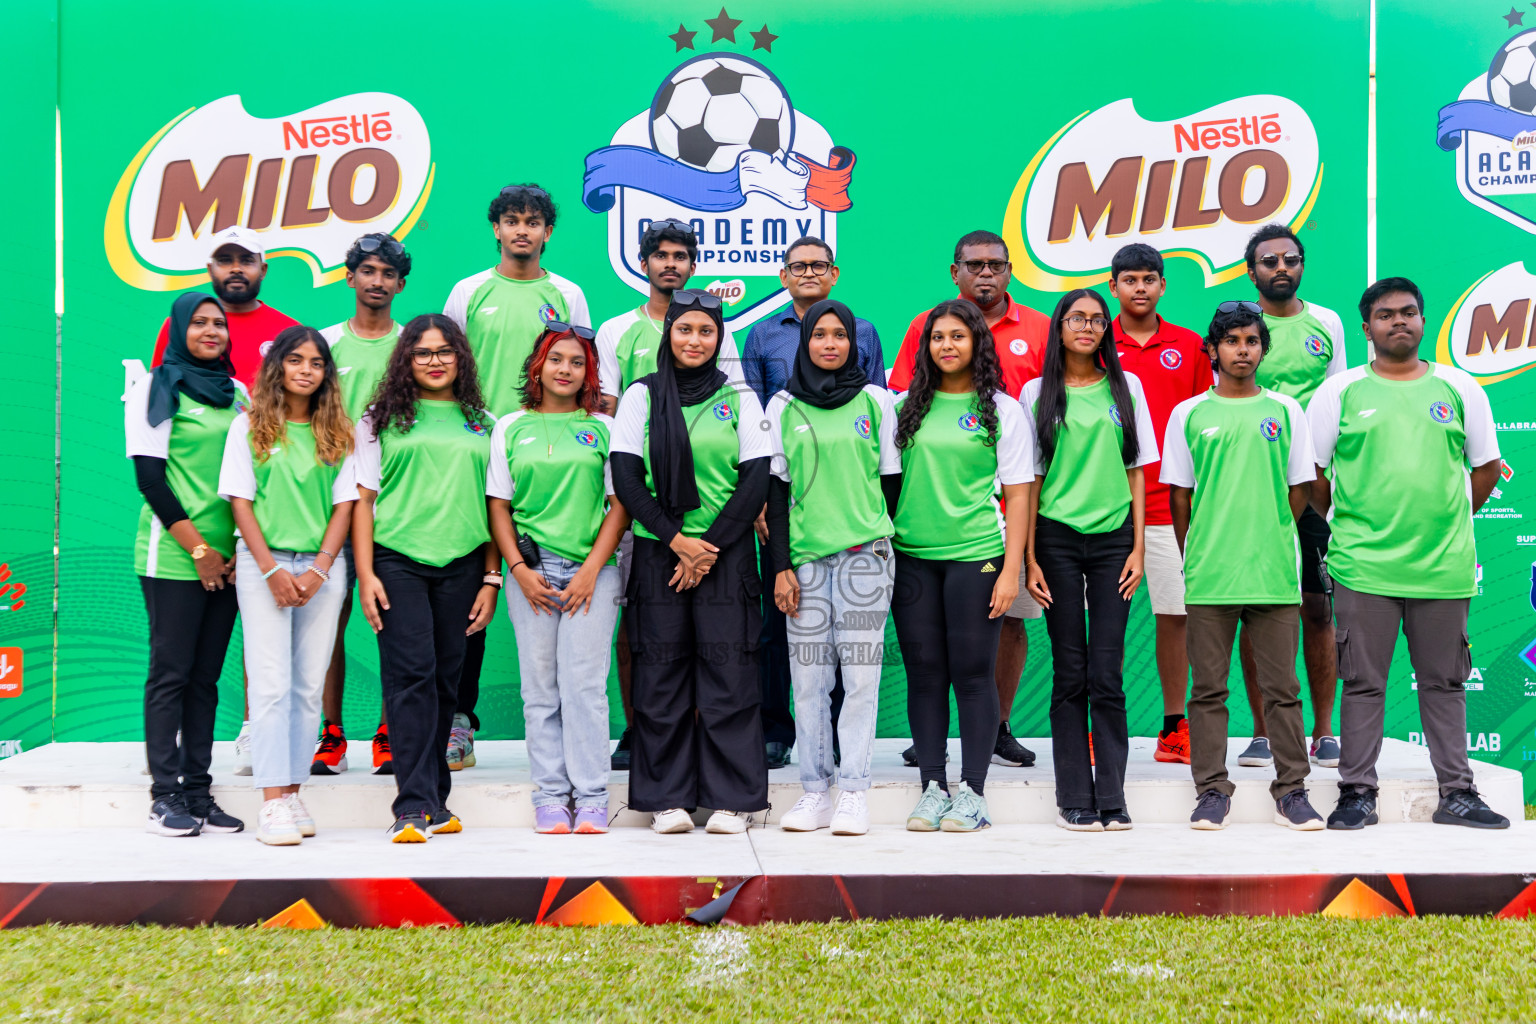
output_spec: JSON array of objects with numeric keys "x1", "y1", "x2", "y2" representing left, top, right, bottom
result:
[{"x1": 307, "y1": 565, "x2": 330, "y2": 582}]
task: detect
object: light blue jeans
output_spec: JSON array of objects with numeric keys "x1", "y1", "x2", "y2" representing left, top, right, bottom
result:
[
  {"x1": 235, "y1": 542, "x2": 347, "y2": 789},
  {"x1": 507, "y1": 546, "x2": 620, "y2": 809},
  {"x1": 787, "y1": 539, "x2": 895, "y2": 792}
]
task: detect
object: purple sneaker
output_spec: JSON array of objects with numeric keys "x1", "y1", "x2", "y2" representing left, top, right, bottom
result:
[
  {"x1": 573, "y1": 806, "x2": 609, "y2": 834},
  {"x1": 534, "y1": 805, "x2": 572, "y2": 834}
]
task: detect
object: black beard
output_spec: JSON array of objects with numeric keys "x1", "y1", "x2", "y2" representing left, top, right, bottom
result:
[
  {"x1": 1255, "y1": 275, "x2": 1296, "y2": 303},
  {"x1": 213, "y1": 276, "x2": 261, "y2": 305}
]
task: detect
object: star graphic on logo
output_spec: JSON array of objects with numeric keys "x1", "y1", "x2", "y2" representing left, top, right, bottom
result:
[
  {"x1": 1506, "y1": 6, "x2": 1524, "y2": 26},
  {"x1": 705, "y1": 6, "x2": 742, "y2": 42},
  {"x1": 750, "y1": 24, "x2": 778, "y2": 51},
  {"x1": 668, "y1": 23, "x2": 697, "y2": 51}
]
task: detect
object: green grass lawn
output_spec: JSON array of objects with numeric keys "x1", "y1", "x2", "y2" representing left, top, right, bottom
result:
[{"x1": 4, "y1": 917, "x2": 1535, "y2": 1023}]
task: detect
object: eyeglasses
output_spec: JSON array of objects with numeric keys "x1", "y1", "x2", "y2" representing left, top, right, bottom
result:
[
  {"x1": 672, "y1": 289, "x2": 723, "y2": 310},
  {"x1": 1255, "y1": 253, "x2": 1303, "y2": 270},
  {"x1": 957, "y1": 259, "x2": 1010, "y2": 275},
  {"x1": 500, "y1": 185, "x2": 550, "y2": 201},
  {"x1": 357, "y1": 235, "x2": 404, "y2": 257},
  {"x1": 545, "y1": 320, "x2": 597, "y2": 341},
  {"x1": 411, "y1": 348, "x2": 458, "y2": 365},
  {"x1": 1064, "y1": 314, "x2": 1109, "y2": 333},
  {"x1": 1216, "y1": 300, "x2": 1265, "y2": 315},
  {"x1": 212, "y1": 252, "x2": 260, "y2": 268},
  {"x1": 786, "y1": 260, "x2": 832, "y2": 277}
]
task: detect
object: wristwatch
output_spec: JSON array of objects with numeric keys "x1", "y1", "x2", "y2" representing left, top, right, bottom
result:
[{"x1": 190, "y1": 544, "x2": 210, "y2": 560}]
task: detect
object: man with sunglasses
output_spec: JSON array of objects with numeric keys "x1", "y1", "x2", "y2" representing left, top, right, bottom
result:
[
  {"x1": 887, "y1": 229, "x2": 1050, "y2": 772},
  {"x1": 444, "y1": 183, "x2": 590, "y2": 419},
  {"x1": 310, "y1": 233, "x2": 412, "y2": 777},
  {"x1": 1236, "y1": 224, "x2": 1347, "y2": 773}
]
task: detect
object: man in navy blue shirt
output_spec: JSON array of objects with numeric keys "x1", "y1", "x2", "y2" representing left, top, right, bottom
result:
[{"x1": 744, "y1": 237, "x2": 887, "y2": 769}]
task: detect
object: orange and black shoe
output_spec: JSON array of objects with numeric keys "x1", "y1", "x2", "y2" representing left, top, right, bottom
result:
[
  {"x1": 372, "y1": 723, "x2": 394, "y2": 775},
  {"x1": 310, "y1": 721, "x2": 349, "y2": 775},
  {"x1": 1154, "y1": 718, "x2": 1191, "y2": 765}
]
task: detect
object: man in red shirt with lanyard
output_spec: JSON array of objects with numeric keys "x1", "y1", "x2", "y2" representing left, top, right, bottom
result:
[
  {"x1": 150, "y1": 226, "x2": 299, "y2": 385},
  {"x1": 888, "y1": 229, "x2": 1050, "y2": 770},
  {"x1": 1108, "y1": 244, "x2": 1210, "y2": 765}
]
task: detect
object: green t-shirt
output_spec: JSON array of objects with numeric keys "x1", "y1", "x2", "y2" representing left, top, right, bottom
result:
[
  {"x1": 891, "y1": 390, "x2": 1033, "y2": 561},
  {"x1": 1309, "y1": 363, "x2": 1499, "y2": 599},
  {"x1": 125, "y1": 376, "x2": 250, "y2": 580},
  {"x1": 595, "y1": 308, "x2": 744, "y2": 397},
  {"x1": 357, "y1": 400, "x2": 492, "y2": 567},
  {"x1": 610, "y1": 381, "x2": 772, "y2": 542},
  {"x1": 767, "y1": 386, "x2": 901, "y2": 567},
  {"x1": 1258, "y1": 301, "x2": 1347, "y2": 407},
  {"x1": 444, "y1": 268, "x2": 589, "y2": 417},
  {"x1": 322, "y1": 319, "x2": 399, "y2": 422},
  {"x1": 486, "y1": 410, "x2": 616, "y2": 565},
  {"x1": 218, "y1": 414, "x2": 355, "y2": 554},
  {"x1": 1021, "y1": 374, "x2": 1160, "y2": 535},
  {"x1": 1159, "y1": 388, "x2": 1315, "y2": 604}
]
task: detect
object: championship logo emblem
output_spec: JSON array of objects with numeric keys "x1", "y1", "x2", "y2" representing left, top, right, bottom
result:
[
  {"x1": 463, "y1": 421, "x2": 488, "y2": 436},
  {"x1": 538, "y1": 303, "x2": 559, "y2": 325},
  {"x1": 958, "y1": 412, "x2": 981, "y2": 432},
  {"x1": 583, "y1": 24, "x2": 856, "y2": 330},
  {"x1": 712, "y1": 400, "x2": 734, "y2": 421},
  {"x1": 1437, "y1": 30, "x2": 1536, "y2": 232},
  {"x1": 574, "y1": 428, "x2": 600, "y2": 448},
  {"x1": 1429, "y1": 400, "x2": 1456, "y2": 424},
  {"x1": 1259, "y1": 416, "x2": 1283, "y2": 441},
  {"x1": 854, "y1": 414, "x2": 872, "y2": 439},
  {"x1": 1108, "y1": 404, "x2": 1123, "y2": 427},
  {"x1": 1159, "y1": 349, "x2": 1182, "y2": 370},
  {"x1": 1304, "y1": 334, "x2": 1327, "y2": 358}
]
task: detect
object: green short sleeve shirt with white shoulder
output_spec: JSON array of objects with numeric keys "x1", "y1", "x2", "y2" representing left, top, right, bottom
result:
[
  {"x1": 321, "y1": 320, "x2": 399, "y2": 422},
  {"x1": 486, "y1": 410, "x2": 616, "y2": 565},
  {"x1": 767, "y1": 385, "x2": 901, "y2": 567},
  {"x1": 218, "y1": 413, "x2": 357, "y2": 554},
  {"x1": 594, "y1": 309, "x2": 747, "y2": 399},
  {"x1": 1309, "y1": 363, "x2": 1499, "y2": 599},
  {"x1": 125, "y1": 376, "x2": 251, "y2": 580},
  {"x1": 1160, "y1": 388, "x2": 1316, "y2": 604},
  {"x1": 891, "y1": 390, "x2": 1034, "y2": 561},
  {"x1": 1258, "y1": 301, "x2": 1347, "y2": 407}
]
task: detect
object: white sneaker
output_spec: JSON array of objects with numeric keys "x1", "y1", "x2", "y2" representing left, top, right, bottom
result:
[
  {"x1": 706, "y1": 809, "x2": 750, "y2": 834},
  {"x1": 830, "y1": 790, "x2": 869, "y2": 836},
  {"x1": 233, "y1": 722, "x2": 253, "y2": 777},
  {"x1": 780, "y1": 791, "x2": 833, "y2": 831},
  {"x1": 651, "y1": 808, "x2": 694, "y2": 834},
  {"x1": 256, "y1": 798, "x2": 302, "y2": 846},
  {"x1": 283, "y1": 793, "x2": 317, "y2": 837}
]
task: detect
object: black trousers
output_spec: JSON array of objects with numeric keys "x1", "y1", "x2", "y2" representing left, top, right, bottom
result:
[
  {"x1": 627, "y1": 533, "x2": 768, "y2": 812},
  {"x1": 140, "y1": 576, "x2": 239, "y2": 805},
  {"x1": 457, "y1": 629, "x2": 486, "y2": 731},
  {"x1": 373, "y1": 546, "x2": 482, "y2": 819},
  {"x1": 1035, "y1": 515, "x2": 1134, "y2": 811},
  {"x1": 757, "y1": 538, "x2": 842, "y2": 746},
  {"x1": 891, "y1": 552, "x2": 1002, "y2": 794}
]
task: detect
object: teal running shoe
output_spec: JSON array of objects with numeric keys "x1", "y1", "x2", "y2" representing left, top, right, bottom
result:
[
  {"x1": 940, "y1": 781, "x2": 992, "y2": 832},
  {"x1": 905, "y1": 781, "x2": 951, "y2": 832}
]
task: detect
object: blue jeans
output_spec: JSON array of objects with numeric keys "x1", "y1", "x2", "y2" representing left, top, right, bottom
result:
[
  {"x1": 507, "y1": 547, "x2": 621, "y2": 808},
  {"x1": 235, "y1": 543, "x2": 347, "y2": 789},
  {"x1": 787, "y1": 540, "x2": 894, "y2": 792}
]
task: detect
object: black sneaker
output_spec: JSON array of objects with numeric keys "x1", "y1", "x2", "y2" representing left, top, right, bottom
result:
[
  {"x1": 991, "y1": 723, "x2": 1036, "y2": 767},
  {"x1": 1274, "y1": 789, "x2": 1325, "y2": 831},
  {"x1": 146, "y1": 795, "x2": 201, "y2": 837},
  {"x1": 190, "y1": 800, "x2": 245, "y2": 834},
  {"x1": 1190, "y1": 789, "x2": 1231, "y2": 831},
  {"x1": 426, "y1": 807, "x2": 462, "y2": 835},
  {"x1": 1056, "y1": 807, "x2": 1105, "y2": 832},
  {"x1": 1327, "y1": 786, "x2": 1379, "y2": 830},
  {"x1": 1100, "y1": 808, "x2": 1133, "y2": 831},
  {"x1": 610, "y1": 728, "x2": 632, "y2": 772},
  {"x1": 1432, "y1": 788, "x2": 1510, "y2": 830},
  {"x1": 388, "y1": 813, "x2": 430, "y2": 843},
  {"x1": 902, "y1": 744, "x2": 949, "y2": 768},
  {"x1": 765, "y1": 740, "x2": 792, "y2": 770}
]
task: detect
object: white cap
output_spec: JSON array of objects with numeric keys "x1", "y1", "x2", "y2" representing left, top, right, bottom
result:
[{"x1": 207, "y1": 226, "x2": 264, "y2": 261}]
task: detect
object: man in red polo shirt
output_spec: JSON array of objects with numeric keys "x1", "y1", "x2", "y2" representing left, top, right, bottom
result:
[
  {"x1": 888, "y1": 229, "x2": 1050, "y2": 771},
  {"x1": 1108, "y1": 244, "x2": 1211, "y2": 765},
  {"x1": 150, "y1": 226, "x2": 299, "y2": 385}
]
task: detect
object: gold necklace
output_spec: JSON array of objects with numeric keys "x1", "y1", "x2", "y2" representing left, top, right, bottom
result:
[{"x1": 537, "y1": 409, "x2": 579, "y2": 456}]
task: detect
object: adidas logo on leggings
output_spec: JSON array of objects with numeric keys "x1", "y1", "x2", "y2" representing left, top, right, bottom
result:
[{"x1": 980, "y1": 562, "x2": 997, "y2": 573}]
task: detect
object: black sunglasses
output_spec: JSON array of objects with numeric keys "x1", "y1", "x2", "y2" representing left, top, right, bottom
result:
[
  {"x1": 1216, "y1": 300, "x2": 1265, "y2": 316},
  {"x1": 672, "y1": 289, "x2": 723, "y2": 311},
  {"x1": 356, "y1": 235, "x2": 403, "y2": 257},
  {"x1": 648, "y1": 217, "x2": 697, "y2": 240},
  {"x1": 545, "y1": 320, "x2": 596, "y2": 342}
]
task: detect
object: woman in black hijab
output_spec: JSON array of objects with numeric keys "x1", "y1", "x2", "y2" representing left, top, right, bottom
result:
[
  {"x1": 124, "y1": 292, "x2": 249, "y2": 837},
  {"x1": 610, "y1": 289, "x2": 771, "y2": 835},
  {"x1": 763, "y1": 299, "x2": 901, "y2": 836}
]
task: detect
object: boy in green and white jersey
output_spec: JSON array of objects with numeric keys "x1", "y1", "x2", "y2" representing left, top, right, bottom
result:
[
  {"x1": 1310, "y1": 278, "x2": 1508, "y2": 831},
  {"x1": 1162, "y1": 300, "x2": 1323, "y2": 832}
]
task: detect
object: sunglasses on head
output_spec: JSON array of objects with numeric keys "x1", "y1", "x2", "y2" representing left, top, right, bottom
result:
[
  {"x1": 671, "y1": 289, "x2": 723, "y2": 311},
  {"x1": 545, "y1": 320, "x2": 596, "y2": 342},
  {"x1": 648, "y1": 217, "x2": 697, "y2": 240},
  {"x1": 356, "y1": 235, "x2": 403, "y2": 257},
  {"x1": 1216, "y1": 300, "x2": 1265, "y2": 316}
]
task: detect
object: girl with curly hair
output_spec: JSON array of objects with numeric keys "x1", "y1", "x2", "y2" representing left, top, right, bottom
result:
[
  {"x1": 1021, "y1": 288, "x2": 1157, "y2": 833},
  {"x1": 218, "y1": 326, "x2": 356, "y2": 845},
  {"x1": 352, "y1": 313, "x2": 501, "y2": 843},
  {"x1": 891, "y1": 299, "x2": 1034, "y2": 834}
]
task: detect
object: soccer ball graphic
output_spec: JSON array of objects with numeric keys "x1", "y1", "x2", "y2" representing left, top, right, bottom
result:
[
  {"x1": 1488, "y1": 31, "x2": 1536, "y2": 112},
  {"x1": 650, "y1": 55, "x2": 794, "y2": 173}
]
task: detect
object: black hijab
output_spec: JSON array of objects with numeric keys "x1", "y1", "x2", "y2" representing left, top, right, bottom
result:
[
  {"x1": 146, "y1": 292, "x2": 237, "y2": 427},
  {"x1": 788, "y1": 299, "x2": 867, "y2": 409},
  {"x1": 639, "y1": 291, "x2": 730, "y2": 521}
]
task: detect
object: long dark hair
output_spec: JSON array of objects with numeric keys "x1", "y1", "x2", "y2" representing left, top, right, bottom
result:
[
  {"x1": 1034, "y1": 288, "x2": 1139, "y2": 468},
  {"x1": 368, "y1": 313, "x2": 489, "y2": 439},
  {"x1": 894, "y1": 299, "x2": 1005, "y2": 450},
  {"x1": 249, "y1": 326, "x2": 353, "y2": 465}
]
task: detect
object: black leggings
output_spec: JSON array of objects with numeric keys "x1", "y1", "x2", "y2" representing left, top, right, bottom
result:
[{"x1": 891, "y1": 552, "x2": 1003, "y2": 794}]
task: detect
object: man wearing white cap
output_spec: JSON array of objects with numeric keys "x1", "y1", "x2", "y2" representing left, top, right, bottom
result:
[{"x1": 151, "y1": 227, "x2": 298, "y2": 384}]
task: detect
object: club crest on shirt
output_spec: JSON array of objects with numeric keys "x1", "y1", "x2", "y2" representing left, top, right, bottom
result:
[
  {"x1": 1160, "y1": 349, "x2": 1182, "y2": 370},
  {"x1": 853, "y1": 414, "x2": 872, "y2": 439},
  {"x1": 712, "y1": 401, "x2": 733, "y2": 421},
  {"x1": 1009, "y1": 338, "x2": 1028, "y2": 356},
  {"x1": 1258, "y1": 416, "x2": 1283, "y2": 441},
  {"x1": 538, "y1": 303, "x2": 559, "y2": 325},
  {"x1": 574, "y1": 428, "x2": 600, "y2": 448},
  {"x1": 1304, "y1": 334, "x2": 1327, "y2": 358},
  {"x1": 463, "y1": 421, "x2": 489, "y2": 436},
  {"x1": 233, "y1": 400, "x2": 247, "y2": 414},
  {"x1": 957, "y1": 412, "x2": 981, "y2": 432},
  {"x1": 1107, "y1": 404, "x2": 1123, "y2": 427},
  {"x1": 1429, "y1": 400, "x2": 1455, "y2": 424}
]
